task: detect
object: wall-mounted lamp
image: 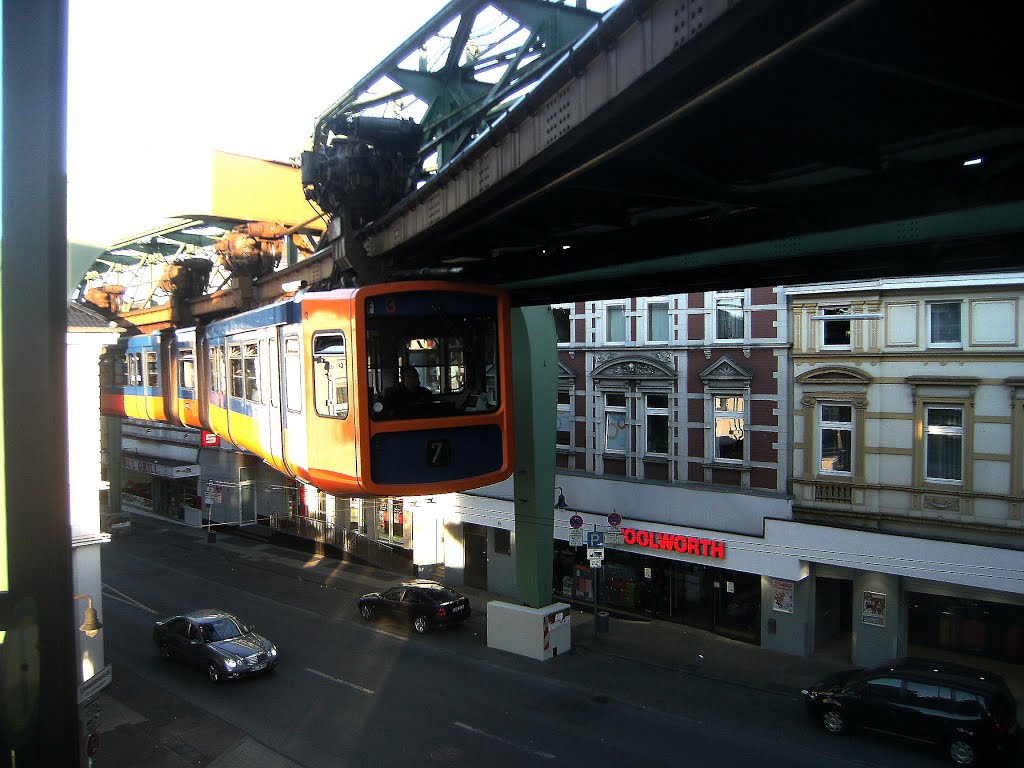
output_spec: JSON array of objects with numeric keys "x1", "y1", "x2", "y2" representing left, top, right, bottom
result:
[
  {"x1": 554, "y1": 487, "x2": 568, "y2": 510},
  {"x1": 74, "y1": 594, "x2": 103, "y2": 638}
]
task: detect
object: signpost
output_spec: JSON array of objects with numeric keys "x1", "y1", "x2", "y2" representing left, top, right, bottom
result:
[{"x1": 565, "y1": 512, "x2": 627, "y2": 635}]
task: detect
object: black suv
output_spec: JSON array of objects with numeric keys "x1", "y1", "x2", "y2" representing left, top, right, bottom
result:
[{"x1": 803, "y1": 657, "x2": 1019, "y2": 766}]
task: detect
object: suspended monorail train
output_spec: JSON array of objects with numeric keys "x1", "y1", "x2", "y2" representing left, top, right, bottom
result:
[{"x1": 100, "y1": 282, "x2": 515, "y2": 496}]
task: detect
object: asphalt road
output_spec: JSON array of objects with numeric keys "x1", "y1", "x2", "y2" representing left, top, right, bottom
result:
[{"x1": 100, "y1": 524, "x2": 946, "y2": 768}]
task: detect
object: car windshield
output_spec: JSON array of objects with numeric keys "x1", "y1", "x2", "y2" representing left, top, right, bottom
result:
[
  {"x1": 201, "y1": 617, "x2": 247, "y2": 642},
  {"x1": 420, "y1": 586, "x2": 461, "y2": 602}
]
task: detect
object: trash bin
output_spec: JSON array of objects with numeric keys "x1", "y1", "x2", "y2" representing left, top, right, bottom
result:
[{"x1": 596, "y1": 610, "x2": 610, "y2": 633}]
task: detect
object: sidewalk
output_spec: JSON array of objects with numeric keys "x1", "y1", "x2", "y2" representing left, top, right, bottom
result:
[{"x1": 95, "y1": 515, "x2": 1022, "y2": 767}]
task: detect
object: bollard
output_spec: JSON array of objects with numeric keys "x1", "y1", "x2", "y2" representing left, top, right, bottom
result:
[{"x1": 596, "y1": 610, "x2": 610, "y2": 633}]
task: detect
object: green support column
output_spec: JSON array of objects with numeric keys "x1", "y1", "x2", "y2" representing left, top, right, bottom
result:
[{"x1": 511, "y1": 306, "x2": 557, "y2": 609}]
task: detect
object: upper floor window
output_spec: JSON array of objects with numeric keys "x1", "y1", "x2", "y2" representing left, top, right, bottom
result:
[
  {"x1": 606, "y1": 305, "x2": 626, "y2": 343},
  {"x1": 713, "y1": 394, "x2": 745, "y2": 461},
  {"x1": 645, "y1": 394, "x2": 669, "y2": 454},
  {"x1": 925, "y1": 406, "x2": 963, "y2": 482},
  {"x1": 928, "y1": 301, "x2": 962, "y2": 346},
  {"x1": 820, "y1": 403, "x2": 852, "y2": 474},
  {"x1": 554, "y1": 307, "x2": 571, "y2": 344},
  {"x1": 715, "y1": 291, "x2": 744, "y2": 340},
  {"x1": 647, "y1": 301, "x2": 669, "y2": 342},
  {"x1": 604, "y1": 393, "x2": 628, "y2": 452},
  {"x1": 822, "y1": 306, "x2": 851, "y2": 348},
  {"x1": 556, "y1": 390, "x2": 572, "y2": 447}
]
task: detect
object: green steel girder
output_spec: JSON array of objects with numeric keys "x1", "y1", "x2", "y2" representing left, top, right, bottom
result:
[{"x1": 312, "y1": 0, "x2": 605, "y2": 172}]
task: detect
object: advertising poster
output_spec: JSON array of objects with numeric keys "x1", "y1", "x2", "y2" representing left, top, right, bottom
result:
[
  {"x1": 772, "y1": 578, "x2": 794, "y2": 614},
  {"x1": 862, "y1": 590, "x2": 887, "y2": 626}
]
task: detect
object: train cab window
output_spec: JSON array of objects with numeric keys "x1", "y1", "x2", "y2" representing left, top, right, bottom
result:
[
  {"x1": 243, "y1": 342, "x2": 260, "y2": 402},
  {"x1": 178, "y1": 349, "x2": 195, "y2": 390},
  {"x1": 284, "y1": 336, "x2": 302, "y2": 412},
  {"x1": 367, "y1": 294, "x2": 499, "y2": 421},
  {"x1": 229, "y1": 344, "x2": 244, "y2": 398},
  {"x1": 146, "y1": 352, "x2": 158, "y2": 388},
  {"x1": 313, "y1": 333, "x2": 349, "y2": 419}
]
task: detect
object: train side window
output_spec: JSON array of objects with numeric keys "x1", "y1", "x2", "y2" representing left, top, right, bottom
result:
[
  {"x1": 214, "y1": 345, "x2": 225, "y2": 394},
  {"x1": 284, "y1": 336, "x2": 302, "y2": 413},
  {"x1": 179, "y1": 349, "x2": 195, "y2": 390},
  {"x1": 112, "y1": 353, "x2": 126, "y2": 387},
  {"x1": 243, "y1": 342, "x2": 260, "y2": 402},
  {"x1": 229, "y1": 344, "x2": 244, "y2": 399},
  {"x1": 313, "y1": 333, "x2": 349, "y2": 419},
  {"x1": 208, "y1": 346, "x2": 220, "y2": 394},
  {"x1": 129, "y1": 353, "x2": 142, "y2": 386},
  {"x1": 146, "y1": 351, "x2": 158, "y2": 388}
]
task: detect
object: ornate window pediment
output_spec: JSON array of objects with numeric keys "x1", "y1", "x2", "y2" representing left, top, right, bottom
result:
[
  {"x1": 699, "y1": 354, "x2": 752, "y2": 386},
  {"x1": 556, "y1": 361, "x2": 575, "y2": 388},
  {"x1": 592, "y1": 353, "x2": 674, "y2": 386},
  {"x1": 795, "y1": 366, "x2": 872, "y2": 386}
]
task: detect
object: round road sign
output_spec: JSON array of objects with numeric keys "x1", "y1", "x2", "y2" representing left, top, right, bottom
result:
[
  {"x1": 569, "y1": 514, "x2": 584, "y2": 529},
  {"x1": 608, "y1": 512, "x2": 622, "y2": 527},
  {"x1": 86, "y1": 731, "x2": 101, "y2": 758}
]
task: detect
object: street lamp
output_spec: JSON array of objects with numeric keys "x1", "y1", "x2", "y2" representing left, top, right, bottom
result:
[
  {"x1": 74, "y1": 594, "x2": 103, "y2": 638},
  {"x1": 554, "y1": 486, "x2": 568, "y2": 510}
]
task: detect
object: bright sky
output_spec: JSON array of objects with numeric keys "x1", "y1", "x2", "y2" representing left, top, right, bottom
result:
[{"x1": 67, "y1": 0, "x2": 451, "y2": 247}]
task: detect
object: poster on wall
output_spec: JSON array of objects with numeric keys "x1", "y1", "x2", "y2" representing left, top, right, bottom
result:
[
  {"x1": 772, "y1": 578, "x2": 794, "y2": 614},
  {"x1": 862, "y1": 591, "x2": 887, "y2": 626}
]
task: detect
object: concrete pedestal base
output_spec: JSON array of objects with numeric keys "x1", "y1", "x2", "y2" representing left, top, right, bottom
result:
[{"x1": 486, "y1": 601, "x2": 571, "y2": 660}]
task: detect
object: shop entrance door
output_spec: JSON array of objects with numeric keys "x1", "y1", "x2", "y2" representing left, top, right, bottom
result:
[
  {"x1": 463, "y1": 524, "x2": 488, "y2": 590},
  {"x1": 814, "y1": 577, "x2": 852, "y2": 660},
  {"x1": 713, "y1": 570, "x2": 761, "y2": 643}
]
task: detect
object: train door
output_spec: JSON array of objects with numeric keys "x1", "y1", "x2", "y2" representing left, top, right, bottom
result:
[
  {"x1": 261, "y1": 326, "x2": 285, "y2": 472},
  {"x1": 279, "y1": 327, "x2": 307, "y2": 477},
  {"x1": 143, "y1": 337, "x2": 161, "y2": 422},
  {"x1": 160, "y1": 331, "x2": 182, "y2": 427}
]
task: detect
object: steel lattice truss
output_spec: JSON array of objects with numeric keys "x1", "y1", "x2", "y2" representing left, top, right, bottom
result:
[{"x1": 312, "y1": 0, "x2": 612, "y2": 178}]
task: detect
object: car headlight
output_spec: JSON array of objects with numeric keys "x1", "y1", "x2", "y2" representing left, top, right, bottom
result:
[
  {"x1": 223, "y1": 658, "x2": 238, "y2": 669},
  {"x1": 269, "y1": 646, "x2": 278, "y2": 657}
]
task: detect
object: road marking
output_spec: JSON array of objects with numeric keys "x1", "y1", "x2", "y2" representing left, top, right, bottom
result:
[
  {"x1": 454, "y1": 721, "x2": 555, "y2": 760},
  {"x1": 305, "y1": 667, "x2": 374, "y2": 694},
  {"x1": 101, "y1": 584, "x2": 157, "y2": 614}
]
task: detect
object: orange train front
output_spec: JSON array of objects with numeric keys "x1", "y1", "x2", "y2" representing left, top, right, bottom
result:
[{"x1": 101, "y1": 281, "x2": 515, "y2": 497}]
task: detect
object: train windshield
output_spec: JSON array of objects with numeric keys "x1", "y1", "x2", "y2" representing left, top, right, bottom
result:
[{"x1": 366, "y1": 292, "x2": 500, "y2": 421}]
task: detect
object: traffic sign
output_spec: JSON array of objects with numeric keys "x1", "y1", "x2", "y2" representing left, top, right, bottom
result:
[
  {"x1": 568, "y1": 529, "x2": 585, "y2": 547},
  {"x1": 568, "y1": 514, "x2": 584, "y2": 529},
  {"x1": 86, "y1": 731, "x2": 100, "y2": 758},
  {"x1": 608, "y1": 511, "x2": 622, "y2": 527},
  {"x1": 586, "y1": 530, "x2": 605, "y2": 548},
  {"x1": 588, "y1": 556, "x2": 603, "y2": 568},
  {"x1": 604, "y1": 530, "x2": 624, "y2": 546},
  {"x1": 587, "y1": 546, "x2": 605, "y2": 560}
]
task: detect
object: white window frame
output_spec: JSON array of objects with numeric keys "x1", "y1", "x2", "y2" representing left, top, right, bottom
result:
[
  {"x1": 604, "y1": 392, "x2": 628, "y2": 453},
  {"x1": 714, "y1": 290, "x2": 745, "y2": 341},
  {"x1": 927, "y1": 300, "x2": 963, "y2": 348},
  {"x1": 605, "y1": 303, "x2": 627, "y2": 344},
  {"x1": 819, "y1": 402, "x2": 853, "y2": 476},
  {"x1": 711, "y1": 392, "x2": 747, "y2": 463},
  {"x1": 556, "y1": 389, "x2": 573, "y2": 447},
  {"x1": 553, "y1": 304, "x2": 572, "y2": 346},
  {"x1": 645, "y1": 299, "x2": 670, "y2": 344},
  {"x1": 924, "y1": 405, "x2": 964, "y2": 484},
  {"x1": 821, "y1": 305, "x2": 852, "y2": 349},
  {"x1": 643, "y1": 392, "x2": 670, "y2": 456}
]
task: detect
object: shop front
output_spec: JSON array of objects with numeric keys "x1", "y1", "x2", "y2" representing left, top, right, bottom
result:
[
  {"x1": 908, "y1": 590, "x2": 1024, "y2": 665},
  {"x1": 121, "y1": 453, "x2": 201, "y2": 521},
  {"x1": 554, "y1": 522, "x2": 762, "y2": 644}
]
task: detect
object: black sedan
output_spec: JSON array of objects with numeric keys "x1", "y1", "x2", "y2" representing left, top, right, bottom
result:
[
  {"x1": 357, "y1": 580, "x2": 471, "y2": 634},
  {"x1": 153, "y1": 609, "x2": 278, "y2": 683}
]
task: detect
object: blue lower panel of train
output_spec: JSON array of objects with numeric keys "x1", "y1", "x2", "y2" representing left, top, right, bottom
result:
[{"x1": 370, "y1": 425, "x2": 505, "y2": 485}]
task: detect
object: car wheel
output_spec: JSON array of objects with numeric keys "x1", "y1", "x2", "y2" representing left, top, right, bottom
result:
[
  {"x1": 821, "y1": 708, "x2": 846, "y2": 734},
  {"x1": 207, "y1": 663, "x2": 223, "y2": 684},
  {"x1": 360, "y1": 604, "x2": 374, "y2": 620},
  {"x1": 159, "y1": 641, "x2": 173, "y2": 661},
  {"x1": 948, "y1": 739, "x2": 976, "y2": 767},
  {"x1": 413, "y1": 616, "x2": 429, "y2": 634}
]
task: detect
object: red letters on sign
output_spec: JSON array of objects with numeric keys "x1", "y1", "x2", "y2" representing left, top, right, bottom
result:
[{"x1": 620, "y1": 527, "x2": 726, "y2": 560}]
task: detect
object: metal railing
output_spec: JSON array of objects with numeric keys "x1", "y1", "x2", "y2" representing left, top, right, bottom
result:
[{"x1": 268, "y1": 513, "x2": 414, "y2": 575}]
